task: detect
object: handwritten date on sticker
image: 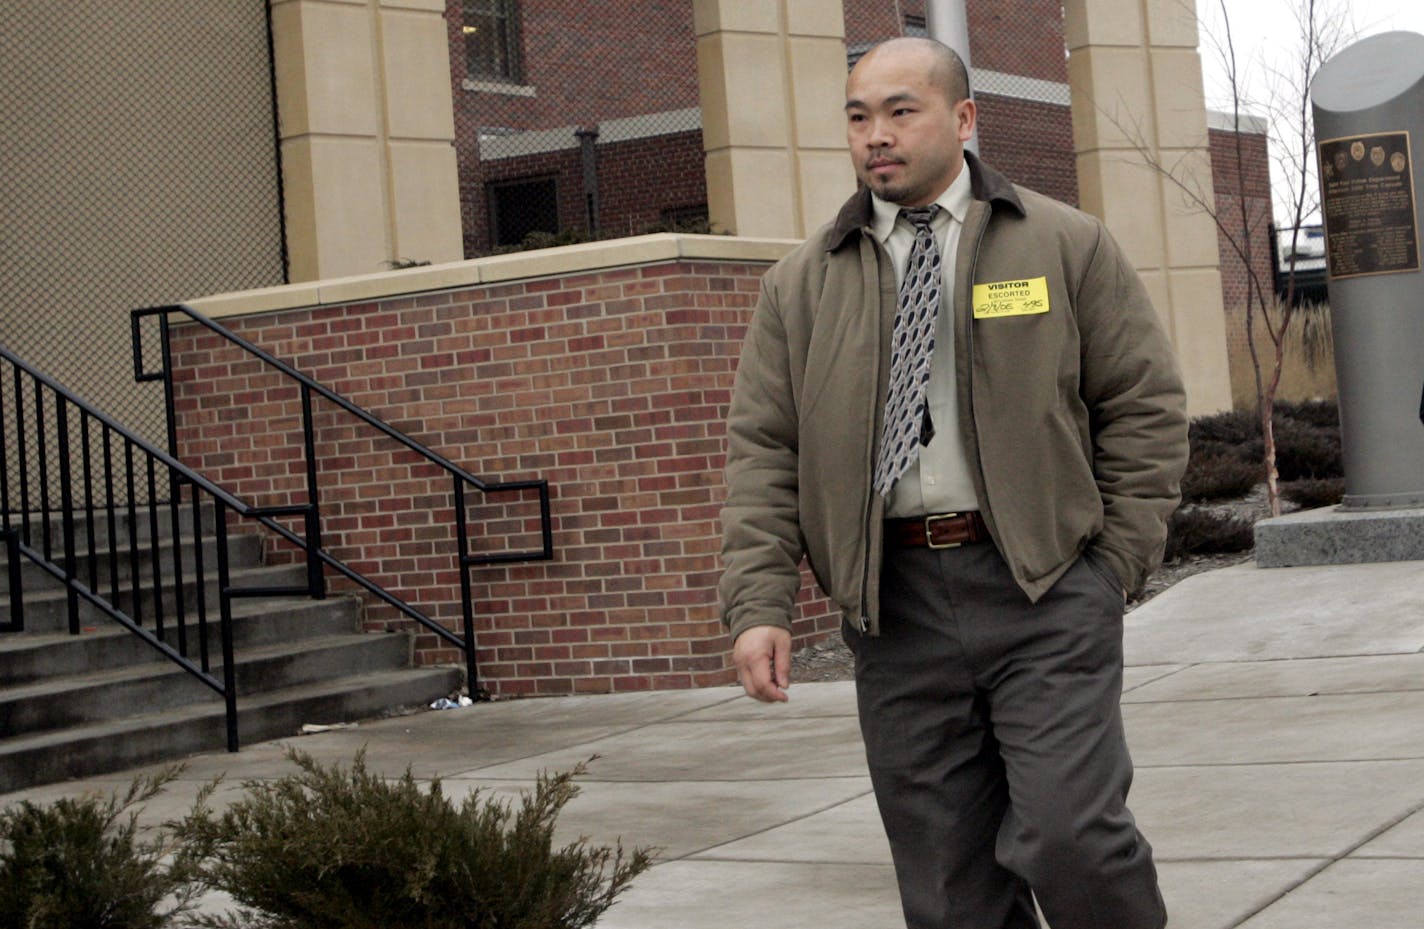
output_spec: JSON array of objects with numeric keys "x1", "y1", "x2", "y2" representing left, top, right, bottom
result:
[{"x1": 972, "y1": 277, "x2": 1050, "y2": 318}]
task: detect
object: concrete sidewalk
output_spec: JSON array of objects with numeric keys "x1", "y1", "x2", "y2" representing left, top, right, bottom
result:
[{"x1": 4, "y1": 559, "x2": 1423, "y2": 927}]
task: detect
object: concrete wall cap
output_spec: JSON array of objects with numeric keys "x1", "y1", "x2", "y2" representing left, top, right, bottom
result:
[{"x1": 184, "y1": 234, "x2": 801, "y2": 319}]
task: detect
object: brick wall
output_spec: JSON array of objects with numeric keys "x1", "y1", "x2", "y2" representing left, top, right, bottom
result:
[
  {"x1": 168, "y1": 258, "x2": 840, "y2": 696},
  {"x1": 594, "y1": 131, "x2": 709, "y2": 238},
  {"x1": 1207, "y1": 125, "x2": 1336, "y2": 408},
  {"x1": 977, "y1": 95, "x2": 1078, "y2": 206},
  {"x1": 461, "y1": 129, "x2": 708, "y2": 255},
  {"x1": 1209, "y1": 126, "x2": 1274, "y2": 319},
  {"x1": 844, "y1": 0, "x2": 1068, "y2": 84},
  {"x1": 446, "y1": 1, "x2": 705, "y2": 257},
  {"x1": 451, "y1": 0, "x2": 1077, "y2": 257},
  {"x1": 446, "y1": 0, "x2": 698, "y2": 132},
  {"x1": 844, "y1": 0, "x2": 924, "y2": 46}
]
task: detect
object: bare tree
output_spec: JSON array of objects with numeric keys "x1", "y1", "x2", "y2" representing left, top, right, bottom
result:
[{"x1": 1094, "y1": 0, "x2": 1354, "y2": 516}]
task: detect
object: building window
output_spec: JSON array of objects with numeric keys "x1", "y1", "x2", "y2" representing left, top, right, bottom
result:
[
  {"x1": 463, "y1": 0, "x2": 521, "y2": 82},
  {"x1": 903, "y1": 14, "x2": 927, "y2": 36},
  {"x1": 489, "y1": 177, "x2": 558, "y2": 247}
]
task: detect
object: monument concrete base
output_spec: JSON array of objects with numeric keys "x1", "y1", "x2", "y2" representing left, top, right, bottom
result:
[{"x1": 1254, "y1": 504, "x2": 1424, "y2": 567}]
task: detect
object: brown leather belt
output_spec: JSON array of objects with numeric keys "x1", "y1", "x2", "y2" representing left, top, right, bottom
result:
[{"x1": 884, "y1": 512, "x2": 989, "y2": 549}]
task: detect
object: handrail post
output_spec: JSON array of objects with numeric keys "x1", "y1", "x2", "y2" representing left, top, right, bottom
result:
[
  {"x1": 34, "y1": 380, "x2": 51, "y2": 560},
  {"x1": 191, "y1": 482, "x2": 212, "y2": 673},
  {"x1": 2, "y1": 527, "x2": 22, "y2": 632},
  {"x1": 299, "y1": 383, "x2": 326, "y2": 599},
  {"x1": 214, "y1": 504, "x2": 240, "y2": 752},
  {"x1": 56, "y1": 399, "x2": 80, "y2": 634},
  {"x1": 168, "y1": 462, "x2": 188, "y2": 657},
  {"x1": 13, "y1": 365, "x2": 32, "y2": 548},
  {"x1": 157, "y1": 313, "x2": 179, "y2": 458},
  {"x1": 540, "y1": 482, "x2": 554, "y2": 557},
  {"x1": 131, "y1": 307, "x2": 180, "y2": 459},
  {"x1": 146, "y1": 458, "x2": 166, "y2": 641},
  {"x1": 453, "y1": 479, "x2": 479, "y2": 697},
  {"x1": 81, "y1": 414, "x2": 99, "y2": 593},
  {"x1": 0, "y1": 361, "x2": 11, "y2": 532}
]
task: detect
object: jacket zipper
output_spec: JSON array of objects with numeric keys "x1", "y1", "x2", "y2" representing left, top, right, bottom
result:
[
  {"x1": 858, "y1": 237, "x2": 891, "y2": 634},
  {"x1": 964, "y1": 207, "x2": 992, "y2": 522},
  {"x1": 857, "y1": 210, "x2": 993, "y2": 634}
]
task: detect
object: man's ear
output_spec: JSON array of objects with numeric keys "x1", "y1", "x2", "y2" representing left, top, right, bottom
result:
[{"x1": 956, "y1": 99, "x2": 977, "y2": 142}]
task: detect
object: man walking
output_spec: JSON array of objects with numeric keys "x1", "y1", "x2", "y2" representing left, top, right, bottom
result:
[{"x1": 720, "y1": 37, "x2": 1187, "y2": 929}]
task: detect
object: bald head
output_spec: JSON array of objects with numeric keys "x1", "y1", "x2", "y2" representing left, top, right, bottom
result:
[
  {"x1": 853, "y1": 37, "x2": 971, "y2": 107},
  {"x1": 844, "y1": 35, "x2": 977, "y2": 206}
]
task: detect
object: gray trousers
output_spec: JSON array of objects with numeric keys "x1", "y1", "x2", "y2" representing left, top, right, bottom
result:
[{"x1": 846, "y1": 541, "x2": 1165, "y2": 929}]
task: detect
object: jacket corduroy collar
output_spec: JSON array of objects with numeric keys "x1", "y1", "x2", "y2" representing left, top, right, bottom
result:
[{"x1": 826, "y1": 151, "x2": 1025, "y2": 252}]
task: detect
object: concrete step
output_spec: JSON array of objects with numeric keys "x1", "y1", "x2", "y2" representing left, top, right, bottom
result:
[
  {"x1": 1, "y1": 630, "x2": 411, "y2": 738},
  {"x1": 0, "y1": 597, "x2": 361, "y2": 687},
  {"x1": 0, "y1": 561, "x2": 310, "y2": 633},
  {"x1": 0, "y1": 667, "x2": 462, "y2": 793},
  {"x1": 8, "y1": 500, "x2": 217, "y2": 549},
  {"x1": 14, "y1": 531, "x2": 263, "y2": 593}
]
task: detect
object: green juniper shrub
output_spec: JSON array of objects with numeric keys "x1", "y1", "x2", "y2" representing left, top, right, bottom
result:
[
  {"x1": 1272, "y1": 418, "x2": 1343, "y2": 481},
  {"x1": 1187, "y1": 408, "x2": 1261, "y2": 448},
  {"x1": 1164, "y1": 401, "x2": 1343, "y2": 561},
  {"x1": 171, "y1": 749, "x2": 652, "y2": 929},
  {"x1": 1163, "y1": 507, "x2": 1256, "y2": 562},
  {"x1": 1187, "y1": 438, "x2": 1249, "y2": 464},
  {"x1": 1185, "y1": 402, "x2": 1342, "y2": 478},
  {"x1": 0, "y1": 766, "x2": 204, "y2": 929},
  {"x1": 1279, "y1": 477, "x2": 1345, "y2": 509},
  {"x1": 1275, "y1": 399, "x2": 1340, "y2": 431},
  {"x1": 1179, "y1": 453, "x2": 1264, "y2": 503}
]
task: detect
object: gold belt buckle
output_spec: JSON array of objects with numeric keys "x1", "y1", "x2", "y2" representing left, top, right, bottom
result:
[{"x1": 924, "y1": 512, "x2": 962, "y2": 550}]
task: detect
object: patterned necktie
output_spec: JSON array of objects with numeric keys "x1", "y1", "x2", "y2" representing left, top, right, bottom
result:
[{"x1": 874, "y1": 206, "x2": 941, "y2": 497}]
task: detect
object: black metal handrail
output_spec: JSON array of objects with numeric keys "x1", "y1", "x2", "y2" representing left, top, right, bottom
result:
[
  {"x1": 2, "y1": 343, "x2": 242, "y2": 748},
  {"x1": 130, "y1": 303, "x2": 553, "y2": 696}
]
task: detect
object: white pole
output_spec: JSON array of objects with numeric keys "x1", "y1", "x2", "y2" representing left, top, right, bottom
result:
[{"x1": 924, "y1": 0, "x2": 979, "y2": 154}]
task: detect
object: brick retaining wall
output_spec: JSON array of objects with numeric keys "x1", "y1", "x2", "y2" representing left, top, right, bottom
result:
[{"x1": 173, "y1": 252, "x2": 838, "y2": 696}]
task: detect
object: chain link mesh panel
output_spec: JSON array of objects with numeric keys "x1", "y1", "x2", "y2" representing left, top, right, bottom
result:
[
  {"x1": 1, "y1": 0, "x2": 286, "y2": 486},
  {"x1": 450, "y1": 1, "x2": 707, "y2": 256},
  {"x1": 844, "y1": 0, "x2": 1078, "y2": 206}
]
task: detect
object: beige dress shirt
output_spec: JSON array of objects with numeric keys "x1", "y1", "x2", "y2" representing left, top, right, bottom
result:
[{"x1": 869, "y1": 167, "x2": 982, "y2": 517}]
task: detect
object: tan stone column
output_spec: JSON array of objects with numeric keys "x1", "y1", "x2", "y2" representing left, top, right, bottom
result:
[
  {"x1": 1065, "y1": 0, "x2": 1234, "y2": 414},
  {"x1": 694, "y1": 0, "x2": 856, "y2": 239},
  {"x1": 270, "y1": 0, "x2": 462, "y2": 282}
]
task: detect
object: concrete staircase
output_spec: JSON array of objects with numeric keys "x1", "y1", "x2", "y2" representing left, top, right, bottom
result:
[{"x1": 0, "y1": 508, "x2": 461, "y2": 794}]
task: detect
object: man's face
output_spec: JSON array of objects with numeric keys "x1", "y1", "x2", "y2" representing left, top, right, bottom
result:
[{"x1": 845, "y1": 48, "x2": 975, "y2": 207}]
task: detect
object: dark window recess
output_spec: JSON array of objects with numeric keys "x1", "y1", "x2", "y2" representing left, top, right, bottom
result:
[
  {"x1": 463, "y1": 0, "x2": 522, "y2": 82},
  {"x1": 490, "y1": 177, "x2": 559, "y2": 246},
  {"x1": 904, "y1": 14, "x2": 927, "y2": 36}
]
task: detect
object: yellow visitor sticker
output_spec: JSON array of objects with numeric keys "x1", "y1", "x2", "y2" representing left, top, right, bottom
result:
[{"x1": 972, "y1": 277, "x2": 1050, "y2": 318}]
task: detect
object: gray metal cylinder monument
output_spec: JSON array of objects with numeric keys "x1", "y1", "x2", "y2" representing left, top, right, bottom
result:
[{"x1": 1312, "y1": 31, "x2": 1424, "y2": 510}]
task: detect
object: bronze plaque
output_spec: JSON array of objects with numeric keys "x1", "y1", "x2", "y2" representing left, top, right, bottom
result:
[{"x1": 1318, "y1": 130, "x2": 1419, "y2": 278}]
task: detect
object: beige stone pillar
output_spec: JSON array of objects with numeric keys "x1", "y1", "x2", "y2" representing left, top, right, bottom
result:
[
  {"x1": 270, "y1": 0, "x2": 463, "y2": 282},
  {"x1": 694, "y1": 0, "x2": 856, "y2": 239},
  {"x1": 1065, "y1": 0, "x2": 1234, "y2": 414}
]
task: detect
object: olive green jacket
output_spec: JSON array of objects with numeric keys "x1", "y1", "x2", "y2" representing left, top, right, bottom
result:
[{"x1": 719, "y1": 154, "x2": 1188, "y2": 640}]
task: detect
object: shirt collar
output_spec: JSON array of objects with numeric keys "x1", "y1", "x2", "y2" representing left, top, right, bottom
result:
[{"x1": 869, "y1": 164, "x2": 973, "y2": 244}]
